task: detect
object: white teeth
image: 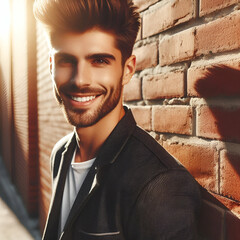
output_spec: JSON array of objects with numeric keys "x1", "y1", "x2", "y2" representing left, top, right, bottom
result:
[{"x1": 71, "y1": 95, "x2": 96, "y2": 102}]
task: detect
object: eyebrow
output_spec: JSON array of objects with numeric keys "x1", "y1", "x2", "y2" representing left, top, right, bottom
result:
[
  {"x1": 53, "y1": 52, "x2": 76, "y2": 60},
  {"x1": 86, "y1": 53, "x2": 116, "y2": 61},
  {"x1": 53, "y1": 52, "x2": 116, "y2": 62}
]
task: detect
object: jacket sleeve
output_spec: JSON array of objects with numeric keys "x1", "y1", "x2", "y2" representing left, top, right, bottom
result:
[{"x1": 126, "y1": 169, "x2": 201, "y2": 240}]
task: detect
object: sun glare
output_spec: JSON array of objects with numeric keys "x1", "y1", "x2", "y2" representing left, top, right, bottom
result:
[{"x1": 0, "y1": 0, "x2": 11, "y2": 39}]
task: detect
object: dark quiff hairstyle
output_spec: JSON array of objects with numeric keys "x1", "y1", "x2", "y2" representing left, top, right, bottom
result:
[{"x1": 33, "y1": 0, "x2": 140, "y2": 63}]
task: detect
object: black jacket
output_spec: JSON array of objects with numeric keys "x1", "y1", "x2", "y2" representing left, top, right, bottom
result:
[{"x1": 42, "y1": 108, "x2": 201, "y2": 240}]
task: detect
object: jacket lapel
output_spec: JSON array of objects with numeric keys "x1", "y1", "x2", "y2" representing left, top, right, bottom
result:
[
  {"x1": 61, "y1": 158, "x2": 99, "y2": 238},
  {"x1": 62, "y1": 108, "x2": 137, "y2": 237}
]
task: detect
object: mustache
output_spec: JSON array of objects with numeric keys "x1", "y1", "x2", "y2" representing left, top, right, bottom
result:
[{"x1": 59, "y1": 83, "x2": 106, "y2": 95}]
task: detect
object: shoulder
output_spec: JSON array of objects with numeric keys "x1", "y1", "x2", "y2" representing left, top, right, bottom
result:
[
  {"x1": 130, "y1": 125, "x2": 201, "y2": 197},
  {"x1": 117, "y1": 124, "x2": 199, "y2": 197},
  {"x1": 122, "y1": 126, "x2": 201, "y2": 238},
  {"x1": 127, "y1": 168, "x2": 201, "y2": 239},
  {"x1": 131, "y1": 125, "x2": 184, "y2": 169}
]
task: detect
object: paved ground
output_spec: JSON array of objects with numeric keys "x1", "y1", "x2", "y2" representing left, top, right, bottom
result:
[
  {"x1": 0, "y1": 197, "x2": 34, "y2": 240},
  {"x1": 0, "y1": 156, "x2": 41, "y2": 240}
]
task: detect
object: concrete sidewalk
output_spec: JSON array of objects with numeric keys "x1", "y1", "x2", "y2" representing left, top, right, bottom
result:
[
  {"x1": 0, "y1": 197, "x2": 34, "y2": 240},
  {"x1": 0, "y1": 156, "x2": 41, "y2": 240}
]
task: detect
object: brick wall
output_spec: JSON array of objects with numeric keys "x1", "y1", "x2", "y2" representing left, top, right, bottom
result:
[
  {"x1": 123, "y1": 0, "x2": 240, "y2": 239},
  {"x1": 0, "y1": 0, "x2": 39, "y2": 217},
  {"x1": 0, "y1": 1, "x2": 12, "y2": 177},
  {"x1": 11, "y1": 0, "x2": 39, "y2": 216}
]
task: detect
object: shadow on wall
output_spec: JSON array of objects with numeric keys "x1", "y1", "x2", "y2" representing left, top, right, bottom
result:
[
  {"x1": 194, "y1": 65, "x2": 240, "y2": 240},
  {"x1": 195, "y1": 65, "x2": 240, "y2": 142}
]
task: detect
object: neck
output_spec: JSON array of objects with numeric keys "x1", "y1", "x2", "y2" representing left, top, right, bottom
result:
[{"x1": 74, "y1": 103, "x2": 125, "y2": 162}]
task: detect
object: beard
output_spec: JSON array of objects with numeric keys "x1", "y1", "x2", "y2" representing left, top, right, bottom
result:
[{"x1": 53, "y1": 79, "x2": 123, "y2": 128}]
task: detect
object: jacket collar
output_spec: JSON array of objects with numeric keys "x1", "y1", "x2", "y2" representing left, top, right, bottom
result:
[
  {"x1": 94, "y1": 106, "x2": 136, "y2": 168},
  {"x1": 68, "y1": 106, "x2": 136, "y2": 168}
]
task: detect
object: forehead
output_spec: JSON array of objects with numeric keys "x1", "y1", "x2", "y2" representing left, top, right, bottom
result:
[{"x1": 50, "y1": 28, "x2": 120, "y2": 57}]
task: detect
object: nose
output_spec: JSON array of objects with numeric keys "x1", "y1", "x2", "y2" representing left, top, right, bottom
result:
[{"x1": 72, "y1": 61, "x2": 91, "y2": 87}]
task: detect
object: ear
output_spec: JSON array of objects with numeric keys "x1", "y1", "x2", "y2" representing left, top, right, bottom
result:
[{"x1": 122, "y1": 55, "x2": 136, "y2": 86}]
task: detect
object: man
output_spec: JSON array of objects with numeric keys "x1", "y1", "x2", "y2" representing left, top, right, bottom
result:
[{"x1": 34, "y1": 0, "x2": 201, "y2": 239}]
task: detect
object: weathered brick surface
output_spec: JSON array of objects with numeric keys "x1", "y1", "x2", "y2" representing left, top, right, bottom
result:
[
  {"x1": 211, "y1": 193, "x2": 240, "y2": 217},
  {"x1": 143, "y1": 70, "x2": 184, "y2": 100},
  {"x1": 123, "y1": 77, "x2": 142, "y2": 102},
  {"x1": 188, "y1": 64, "x2": 240, "y2": 97},
  {"x1": 133, "y1": 0, "x2": 158, "y2": 12},
  {"x1": 143, "y1": 0, "x2": 195, "y2": 38},
  {"x1": 195, "y1": 12, "x2": 240, "y2": 56},
  {"x1": 153, "y1": 106, "x2": 193, "y2": 135},
  {"x1": 9, "y1": 0, "x2": 39, "y2": 217},
  {"x1": 0, "y1": 26, "x2": 13, "y2": 176},
  {"x1": 159, "y1": 28, "x2": 195, "y2": 66},
  {"x1": 131, "y1": 106, "x2": 152, "y2": 131},
  {"x1": 134, "y1": 42, "x2": 158, "y2": 71},
  {"x1": 200, "y1": 0, "x2": 238, "y2": 16},
  {"x1": 197, "y1": 106, "x2": 240, "y2": 143},
  {"x1": 187, "y1": 67, "x2": 207, "y2": 97},
  {"x1": 162, "y1": 141, "x2": 218, "y2": 191},
  {"x1": 220, "y1": 150, "x2": 240, "y2": 201}
]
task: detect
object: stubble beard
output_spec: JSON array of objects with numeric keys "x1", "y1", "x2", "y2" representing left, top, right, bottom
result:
[{"x1": 54, "y1": 80, "x2": 123, "y2": 128}]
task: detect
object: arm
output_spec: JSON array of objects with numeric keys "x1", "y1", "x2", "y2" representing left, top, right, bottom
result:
[{"x1": 127, "y1": 169, "x2": 201, "y2": 240}]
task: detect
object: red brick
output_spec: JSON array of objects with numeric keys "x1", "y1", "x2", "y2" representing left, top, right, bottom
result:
[
  {"x1": 188, "y1": 63, "x2": 240, "y2": 97},
  {"x1": 123, "y1": 77, "x2": 142, "y2": 102},
  {"x1": 133, "y1": 0, "x2": 158, "y2": 12},
  {"x1": 212, "y1": 193, "x2": 240, "y2": 217},
  {"x1": 187, "y1": 67, "x2": 207, "y2": 97},
  {"x1": 220, "y1": 151, "x2": 240, "y2": 201},
  {"x1": 196, "y1": 12, "x2": 240, "y2": 56},
  {"x1": 153, "y1": 106, "x2": 193, "y2": 135},
  {"x1": 143, "y1": 70, "x2": 185, "y2": 100},
  {"x1": 159, "y1": 28, "x2": 195, "y2": 66},
  {"x1": 143, "y1": 0, "x2": 195, "y2": 38},
  {"x1": 162, "y1": 141, "x2": 218, "y2": 191},
  {"x1": 226, "y1": 211, "x2": 240, "y2": 240},
  {"x1": 131, "y1": 106, "x2": 152, "y2": 131},
  {"x1": 200, "y1": 0, "x2": 238, "y2": 16},
  {"x1": 197, "y1": 106, "x2": 240, "y2": 143},
  {"x1": 133, "y1": 42, "x2": 158, "y2": 71}
]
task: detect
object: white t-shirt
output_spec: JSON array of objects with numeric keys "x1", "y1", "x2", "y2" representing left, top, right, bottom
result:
[{"x1": 59, "y1": 148, "x2": 95, "y2": 233}]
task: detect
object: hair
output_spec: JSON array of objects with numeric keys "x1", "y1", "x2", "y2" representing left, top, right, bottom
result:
[{"x1": 33, "y1": 0, "x2": 140, "y2": 63}]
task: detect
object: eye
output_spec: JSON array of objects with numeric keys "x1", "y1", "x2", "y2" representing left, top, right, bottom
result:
[
  {"x1": 92, "y1": 57, "x2": 110, "y2": 66},
  {"x1": 55, "y1": 57, "x2": 76, "y2": 67}
]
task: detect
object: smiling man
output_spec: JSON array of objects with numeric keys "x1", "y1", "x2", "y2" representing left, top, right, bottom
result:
[{"x1": 34, "y1": 1, "x2": 201, "y2": 240}]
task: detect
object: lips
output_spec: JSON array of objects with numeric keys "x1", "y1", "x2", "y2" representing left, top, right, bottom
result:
[{"x1": 60, "y1": 85, "x2": 106, "y2": 107}]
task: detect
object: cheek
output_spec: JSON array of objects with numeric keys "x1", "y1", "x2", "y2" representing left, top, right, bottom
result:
[
  {"x1": 93, "y1": 67, "x2": 123, "y2": 88},
  {"x1": 53, "y1": 66, "x2": 74, "y2": 85}
]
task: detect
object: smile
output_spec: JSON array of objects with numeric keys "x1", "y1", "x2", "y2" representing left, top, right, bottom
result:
[{"x1": 70, "y1": 95, "x2": 96, "y2": 103}]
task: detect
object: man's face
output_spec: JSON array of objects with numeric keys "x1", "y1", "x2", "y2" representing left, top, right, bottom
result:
[{"x1": 50, "y1": 29, "x2": 129, "y2": 128}]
